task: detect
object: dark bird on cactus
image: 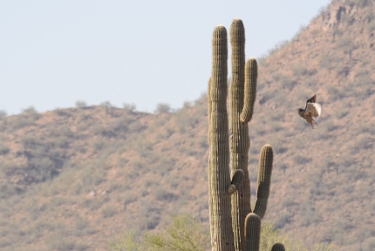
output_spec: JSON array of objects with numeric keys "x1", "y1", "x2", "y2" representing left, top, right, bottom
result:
[{"x1": 297, "y1": 94, "x2": 321, "y2": 129}]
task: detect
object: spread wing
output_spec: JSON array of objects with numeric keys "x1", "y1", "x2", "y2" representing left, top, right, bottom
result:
[
  {"x1": 306, "y1": 102, "x2": 321, "y2": 117},
  {"x1": 304, "y1": 94, "x2": 317, "y2": 110},
  {"x1": 306, "y1": 94, "x2": 316, "y2": 104}
]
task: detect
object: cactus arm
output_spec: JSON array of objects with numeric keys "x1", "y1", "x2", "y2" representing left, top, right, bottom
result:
[
  {"x1": 208, "y1": 25, "x2": 234, "y2": 251},
  {"x1": 253, "y1": 144, "x2": 273, "y2": 219},
  {"x1": 271, "y1": 243, "x2": 285, "y2": 251},
  {"x1": 245, "y1": 213, "x2": 261, "y2": 251},
  {"x1": 240, "y1": 58, "x2": 258, "y2": 123},
  {"x1": 227, "y1": 169, "x2": 244, "y2": 195}
]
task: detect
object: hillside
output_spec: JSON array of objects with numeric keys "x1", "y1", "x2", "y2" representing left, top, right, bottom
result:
[
  {"x1": 254, "y1": 0, "x2": 375, "y2": 249},
  {"x1": 1, "y1": 0, "x2": 375, "y2": 250},
  {"x1": 0, "y1": 102, "x2": 210, "y2": 251}
]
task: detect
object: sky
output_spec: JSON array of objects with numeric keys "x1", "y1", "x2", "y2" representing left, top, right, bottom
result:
[{"x1": 0, "y1": 0, "x2": 331, "y2": 115}]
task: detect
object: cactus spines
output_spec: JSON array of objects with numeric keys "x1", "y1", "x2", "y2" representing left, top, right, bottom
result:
[
  {"x1": 245, "y1": 213, "x2": 261, "y2": 251},
  {"x1": 227, "y1": 169, "x2": 244, "y2": 195},
  {"x1": 240, "y1": 58, "x2": 258, "y2": 123},
  {"x1": 254, "y1": 144, "x2": 273, "y2": 219},
  {"x1": 271, "y1": 243, "x2": 286, "y2": 251},
  {"x1": 208, "y1": 18, "x2": 281, "y2": 251},
  {"x1": 230, "y1": 18, "x2": 245, "y2": 76},
  {"x1": 229, "y1": 18, "x2": 251, "y2": 251},
  {"x1": 208, "y1": 25, "x2": 234, "y2": 250}
]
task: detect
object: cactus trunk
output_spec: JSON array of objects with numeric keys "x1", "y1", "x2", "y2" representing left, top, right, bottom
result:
[
  {"x1": 208, "y1": 25, "x2": 234, "y2": 251},
  {"x1": 229, "y1": 19, "x2": 251, "y2": 251}
]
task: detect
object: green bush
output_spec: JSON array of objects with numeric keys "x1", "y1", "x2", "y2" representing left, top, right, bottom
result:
[
  {"x1": 109, "y1": 214, "x2": 333, "y2": 251},
  {"x1": 108, "y1": 214, "x2": 209, "y2": 251}
]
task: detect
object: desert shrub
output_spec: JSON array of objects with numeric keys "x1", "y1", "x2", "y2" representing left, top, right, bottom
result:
[
  {"x1": 54, "y1": 108, "x2": 71, "y2": 117},
  {"x1": 123, "y1": 103, "x2": 136, "y2": 112},
  {"x1": 51, "y1": 197, "x2": 67, "y2": 207},
  {"x1": 25, "y1": 156, "x2": 61, "y2": 182},
  {"x1": 334, "y1": 65, "x2": 350, "y2": 77},
  {"x1": 75, "y1": 100, "x2": 87, "y2": 108},
  {"x1": 109, "y1": 214, "x2": 209, "y2": 251},
  {"x1": 279, "y1": 74, "x2": 296, "y2": 90},
  {"x1": 55, "y1": 137, "x2": 69, "y2": 149},
  {"x1": 193, "y1": 95, "x2": 208, "y2": 119},
  {"x1": 109, "y1": 214, "x2": 332, "y2": 251},
  {"x1": 0, "y1": 110, "x2": 7, "y2": 119},
  {"x1": 73, "y1": 215, "x2": 94, "y2": 237},
  {"x1": 155, "y1": 127, "x2": 174, "y2": 141},
  {"x1": 338, "y1": 35, "x2": 355, "y2": 59},
  {"x1": 140, "y1": 186, "x2": 149, "y2": 197},
  {"x1": 266, "y1": 40, "x2": 289, "y2": 56},
  {"x1": 300, "y1": 200, "x2": 321, "y2": 227},
  {"x1": 127, "y1": 119, "x2": 146, "y2": 133},
  {"x1": 0, "y1": 143, "x2": 9, "y2": 155},
  {"x1": 154, "y1": 103, "x2": 171, "y2": 114},
  {"x1": 46, "y1": 238, "x2": 88, "y2": 251},
  {"x1": 153, "y1": 115, "x2": 169, "y2": 127},
  {"x1": 101, "y1": 206, "x2": 117, "y2": 218},
  {"x1": 319, "y1": 54, "x2": 334, "y2": 70},
  {"x1": 291, "y1": 64, "x2": 307, "y2": 77},
  {"x1": 20, "y1": 106, "x2": 40, "y2": 124},
  {"x1": 10, "y1": 114, "x2": 37, "y2": 129},
  {"x1": 292, "y1": 155, "x2": 312, "y2": 165},
  {"x1": 0, "y1": 239, "x2": 11, "y2": 248},
  {"x1": 81, "y1": 168, "x2": 106, "y2": 187},
  {"x1": 367, "y1": 18, "x2": 375, "y2": 34},
  {"x1": 362, "y1": 237, "x2": 375, "y2": 251},
  {"x1": 175, "y1": 108, "x2": 198, "y2": 129},
  {"x1": 83, "y1": 199, "x2": 104, "y2": 211},
  {"x1": 141, "y1": 213, "x2": 160, "y2": 231},
  {"x1": 101, "y1": 101, "x2": 114, "y2": 116},
  {"x1": 152, "y1": 187, "x2": 176, "y2": 202},
  {"x1": 0, "y1": 183, "x2": 21, "y2": 199},
  {"x1": 21, "y1": 135, "x2": 37, "y2": 149},
  {"x1": 349, "y1": 0, "x2": 371, "y2": 8},
  {"x1": 123, "y1": 192, "x2": 137, "y2": 210}
]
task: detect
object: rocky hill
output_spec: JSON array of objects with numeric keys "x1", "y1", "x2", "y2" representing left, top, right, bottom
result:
[{"x1": 0, "y1": 0, "x2": 375, "y2": 250}]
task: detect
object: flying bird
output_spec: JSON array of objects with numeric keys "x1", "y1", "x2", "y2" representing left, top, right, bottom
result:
[{"x1": 298, "y1": 94, "x2": 321, "y2": 129}]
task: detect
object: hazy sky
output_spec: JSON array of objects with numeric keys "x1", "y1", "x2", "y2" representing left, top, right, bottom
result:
[{"x1": 1, "y1": 0, "x2": 330, "y2": 115}]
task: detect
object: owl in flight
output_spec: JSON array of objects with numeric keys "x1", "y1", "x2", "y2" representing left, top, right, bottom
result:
[{"x1": 298, "y1": 94, "x2": 321, "y2": 129}]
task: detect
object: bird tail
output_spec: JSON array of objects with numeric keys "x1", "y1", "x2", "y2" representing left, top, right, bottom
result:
[{"x1": 312, "y1": 119, "x2": 319, "y2": 129}]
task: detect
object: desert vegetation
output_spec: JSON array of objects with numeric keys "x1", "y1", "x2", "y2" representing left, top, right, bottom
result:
[{"x1": 0, "y1": 0, "x2": 374, "y2": 250}]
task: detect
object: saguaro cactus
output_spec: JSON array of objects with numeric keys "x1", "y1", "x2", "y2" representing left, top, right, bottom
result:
[{"x1": 208, "y1": 18, "x2": 284, "y2": 251}]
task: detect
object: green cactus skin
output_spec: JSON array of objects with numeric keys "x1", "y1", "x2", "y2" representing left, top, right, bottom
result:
[
  {"x1": 253, "y1": 144, "x2": 273, "y2": 219},
  {"x1": 208, "y1": 25, "x2": 234, "y2": 251},
  {"x1": 271, "y1": 243, "x2": 285, "y2": 251},
  {"x1": 208, "y1": 18, "x2": 281, "y2": 251},
  {"x1": 240, "y1": 58, "x2": 258, "y2": 123},
  {"x1": 229, "y1": 18, "x2": 251, "y2": 251},
  {"x1": 245, "y1": 213, "x2": 260, "y2": 251},
  {"x1": 227, "y1": 169, "x2": 244, "y2": 195}
]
